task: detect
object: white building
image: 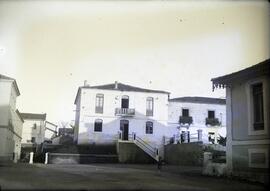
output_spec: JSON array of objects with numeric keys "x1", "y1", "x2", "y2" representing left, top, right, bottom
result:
[
  {"x1": 168, "y1": 97, "x2": 226, "y2": 144},
  {"x1": 20, "y1": 113, "x2": 47, "y2": 147},
  {"x1": 0, "y1": 74, "x2": 24, "y2": 163},
  {"x1": 212, "y1": 59, "x2": 269, "y2": 183},
  {"x1": 74, "y1": 81, "x2": 174, "y2": 149}
]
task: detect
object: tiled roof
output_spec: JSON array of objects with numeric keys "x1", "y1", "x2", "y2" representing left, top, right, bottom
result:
[
  {"x1": 20, "y1": 113, "x2": 47, "y2": 120},
  {"x1": 169, "y1": 96, "x2": 226, "y2": 105},
  {"x1": 212, "y1": 59, "x2": 270, "y2": 90},
  {"x1": 85, "y1": 82, "x2": 170, "y2": 94},
  {"x1": 74, "y1": 82, "x2": 170, "y2": 104},
  {"x1": 0, "y1": 74, "x2": 20, "y2": 96}
]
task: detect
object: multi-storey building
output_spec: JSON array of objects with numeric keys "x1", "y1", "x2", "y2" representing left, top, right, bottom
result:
[
  {"x1": 0, "y1": 74, "x2": 24, "y2": 163},
  {"x1": 212, "y1": 59, "x2": 269, "y2": 184},
  {"x1": 74, "y1": 81, "x2": 174, "y2": 149},
  {"x1": 20, "y1": 113, "x2": 47, "y2": 146},
  {"x1": 168, "y1": 97, "x2": 226, "y2": 144}
]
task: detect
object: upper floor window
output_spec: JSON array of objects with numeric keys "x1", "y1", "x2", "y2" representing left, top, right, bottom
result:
[
  {"x1": 94, "y1": 119, "x2": 103, "y2": 132},
  {"x1": 121, "y1": 95, "x2": 129, "y2": 109},
  {"x1": 146, "y1": 97, "x2": 154, "y2": 116},
  {"x1": 146, "y1": 121, "x2": 153, "y2": 134},
  {"x1": 208, "y1": 110, "x2": 215, "y2": 119},
  {"x1": 31, "y1": 137, "x2": 36, "y2": 143},
  {"x1": 95, "y1": 94, "x2": 104, "y2": 113},
  {"x1": 252, "y1": 83, "x2": 264, "y2": 130},
  {"x1": 182, "y1": 109, "x2": 189, "y2": 117},
  {"x1": 33, "y1": 123, "x2": 37, "y2": 130}
]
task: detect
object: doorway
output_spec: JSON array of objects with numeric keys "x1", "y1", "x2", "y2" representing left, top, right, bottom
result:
[{"x1": 120, "y1": 120, "x2": 129, "y2": 140}]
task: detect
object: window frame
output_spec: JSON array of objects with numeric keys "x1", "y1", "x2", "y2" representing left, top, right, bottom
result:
[
  {"x1": 182, "y1": 108, "x2": 189, "y2": 117},
  {"x1": 145, "y1": 121, "x2": 153, "y2": 134},
  {"x1": 246, "y1": 78, "x2": 269, "y2": 136},
  {"x1": 146, "y1": 97, "x2": 154, "y2": 116},
  {"x1": 33, "y1": 123, "x2": 37, "y2": 130},
  {"x1": 31, "y1": 137, "x2": 36, "y2": 143},
  {"x1": 208, "y1": 110, "x2": 215, "y2": 119},
  {"x1": 121, "y1": 95, "x2": 129, "y2": 109},
  {"x1": 94, "y1": 119, "x2": 103, "y2": 132},
  {"x1": 95, "y1": 94, "x2": 104, "y2": 114}
]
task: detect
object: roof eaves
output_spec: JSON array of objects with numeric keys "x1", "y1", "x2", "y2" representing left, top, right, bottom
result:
[
  {"x1": 21, "y1": 113, "x2": 47, "y2": 120},
  {"x1": 0, "y1": 74, "x2": 20, "y2": 96},
  {"x1": 211, "y1": 59, "x2": 270, "y2": 91},
  {"x1": 15, "y1": 109, "x2": 24, "y2": 123},
  {"x1": 82, "y1": 83, "x2": 170, "y2": 95}
]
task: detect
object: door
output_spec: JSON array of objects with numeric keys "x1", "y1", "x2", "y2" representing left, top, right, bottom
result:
[{"x1": 120, "y1": 120, "x2": 129, "y2": 140}]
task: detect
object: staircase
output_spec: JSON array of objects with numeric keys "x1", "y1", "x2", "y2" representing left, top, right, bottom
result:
[{"x1": 119, "y1": 132, "x2": 159, "y2": 161}]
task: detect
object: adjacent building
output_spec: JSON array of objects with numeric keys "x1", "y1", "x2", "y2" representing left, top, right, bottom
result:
[
  {"x1": 74, "y1": 81, "x2": 174, "y2": 149},
  {"x1": 0, "y1": 74, "x2": 24, "y2": 163},
  {"x1": 168, "y1": 97, "x2": 226, "y2": 144},
  {"x1": 20, "y1": 113, "x2": 47, "y2": 146},
  {"x1": 212, "y1": 59, "x2": 269, "y2": 183}
]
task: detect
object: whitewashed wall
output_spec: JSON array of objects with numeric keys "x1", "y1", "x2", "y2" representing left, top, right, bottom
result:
[
  {"x1": 168, "y1": 101, "x2": 226, "y2": 143},
  {"x1": 21, "y1": 119, "x2": 45, "y2": 144},
  {"x1": 0, "y1": 79, "x2": 23, "y2": 162},
  {"x1": 75, "y1": 88, "x2": 173, "y2": 148},
  {"x1": 0, "y1": 80, "x2": 12, "y2": 126}
]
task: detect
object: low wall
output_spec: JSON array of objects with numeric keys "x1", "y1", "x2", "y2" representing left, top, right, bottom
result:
[
  {"x1": 164, "y1": 142, "x2": 203, "y2": 166},
  {"x1": 117, "y1": 142, "x2": 155, "y2": 164},
  {"x1": 48, "y1": 153, "x2": 118, "y2": 164}
]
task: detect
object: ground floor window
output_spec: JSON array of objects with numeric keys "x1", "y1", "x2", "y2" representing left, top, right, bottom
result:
[
  {"x1": 94, "y1": 119, "x2": 103, "y2": 132},
  {"x1": 146, "y1": 121, "x2": 153, "y2": 134}
]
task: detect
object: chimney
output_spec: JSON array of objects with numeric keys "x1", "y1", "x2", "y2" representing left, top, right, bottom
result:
[
  {"x1": 84, "y1": 80, "x2": 89, "y2": 87},
  {"x1": 114, "y1": 81, "x2": 118, "y2": 89}
]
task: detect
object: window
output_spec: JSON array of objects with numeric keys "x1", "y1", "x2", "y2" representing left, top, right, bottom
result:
[
  {"x1": 182, "y1": 109, "x2": 189, "y2": 117},
  {"x1": 121, "y1": 95, "x2": 129, "y2": 109},
  {"x1": 31, "y1": 137, "x2": 36, "y2": 143},
  {"x1": 146, "y1": 121, "x2": 153, "y2": 134},
  {"x1": 252, "y1": 83, "x2": 264, "y2": 130},
  {"x1": 95, "y1": 94, "x2": 104, "y2": 113},
  {"x1": 146, "y1": 97, "x2": 154, "y2": 116},
  {"x1": 248, "y1": 148, "x2": 269, "y2": 168},
  {"x1": 208, "y1": 110, "x2": 215, "y2": 119},
  {"x1": 33, "y1": 123, "x2": 37, "y2": 130},
  {"x1": 94, "y1": 119, "x2": 103, "y2": 132},
  {"x1": 246, "y1": 79, "x2": 268, "y2": 135}
]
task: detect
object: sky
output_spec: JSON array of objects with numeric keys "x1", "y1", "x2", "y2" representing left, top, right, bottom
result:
[{"x1": 0, "y1": 0, "x2": 269, "y2": 127}]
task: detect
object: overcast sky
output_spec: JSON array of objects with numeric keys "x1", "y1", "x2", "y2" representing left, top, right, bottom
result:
[{"x1": 0, "y1": 0, "x2": 269, "y2": 126}]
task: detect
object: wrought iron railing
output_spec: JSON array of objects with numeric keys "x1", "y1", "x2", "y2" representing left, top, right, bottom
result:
[
  {"x1": 179, "y1": 116, "x2": 193, "y2": 125},
  {"x1": 205, "y1": 118, "x2": 221, "y2": 126},
  {"x1": 115, "y1": 108, "x2": 135, "y2": 116}
]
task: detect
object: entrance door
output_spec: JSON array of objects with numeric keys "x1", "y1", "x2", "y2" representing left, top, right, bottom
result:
[{"x1": 120, "y1": 120, "x2": 129, "y2": 140}]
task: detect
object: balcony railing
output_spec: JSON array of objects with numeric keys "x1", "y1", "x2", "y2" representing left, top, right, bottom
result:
[
  {"x1": 179, "y1": 116, "x2": 193, "y2": 125},
  {"x1": 115, "y1": 108, "x2": 135, "y2": 116},
  {"x1": 205, "y1": 118, "x2": 221, "y2": 126}
]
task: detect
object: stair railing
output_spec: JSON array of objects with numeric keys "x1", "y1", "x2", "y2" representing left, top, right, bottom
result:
[{"x1": 131, "y1": 132, "x2": 159, "y2": 161}]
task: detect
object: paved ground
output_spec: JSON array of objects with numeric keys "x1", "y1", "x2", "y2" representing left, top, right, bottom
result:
[{"x1": 0, "y1": 163, "x2": 266, "y2": 190}]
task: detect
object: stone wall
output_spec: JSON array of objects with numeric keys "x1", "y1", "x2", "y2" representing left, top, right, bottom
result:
[
  {"x1": 164, "y1": 143, "x2": 203, "y2": 166},
  {"x1": 117, "y1": 142, "x2": 155, "y2": 164}
]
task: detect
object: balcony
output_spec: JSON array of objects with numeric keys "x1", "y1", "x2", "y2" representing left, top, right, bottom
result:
[
  {"x1": 205, "y1": 118, "x2": 221, "y2": 126},
  {"x1": 115, "y1": 108, "x2": 135, "y2": 116},
  {"x1": 179, "y1": 116, "x2": 193, "y2": 125}
]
